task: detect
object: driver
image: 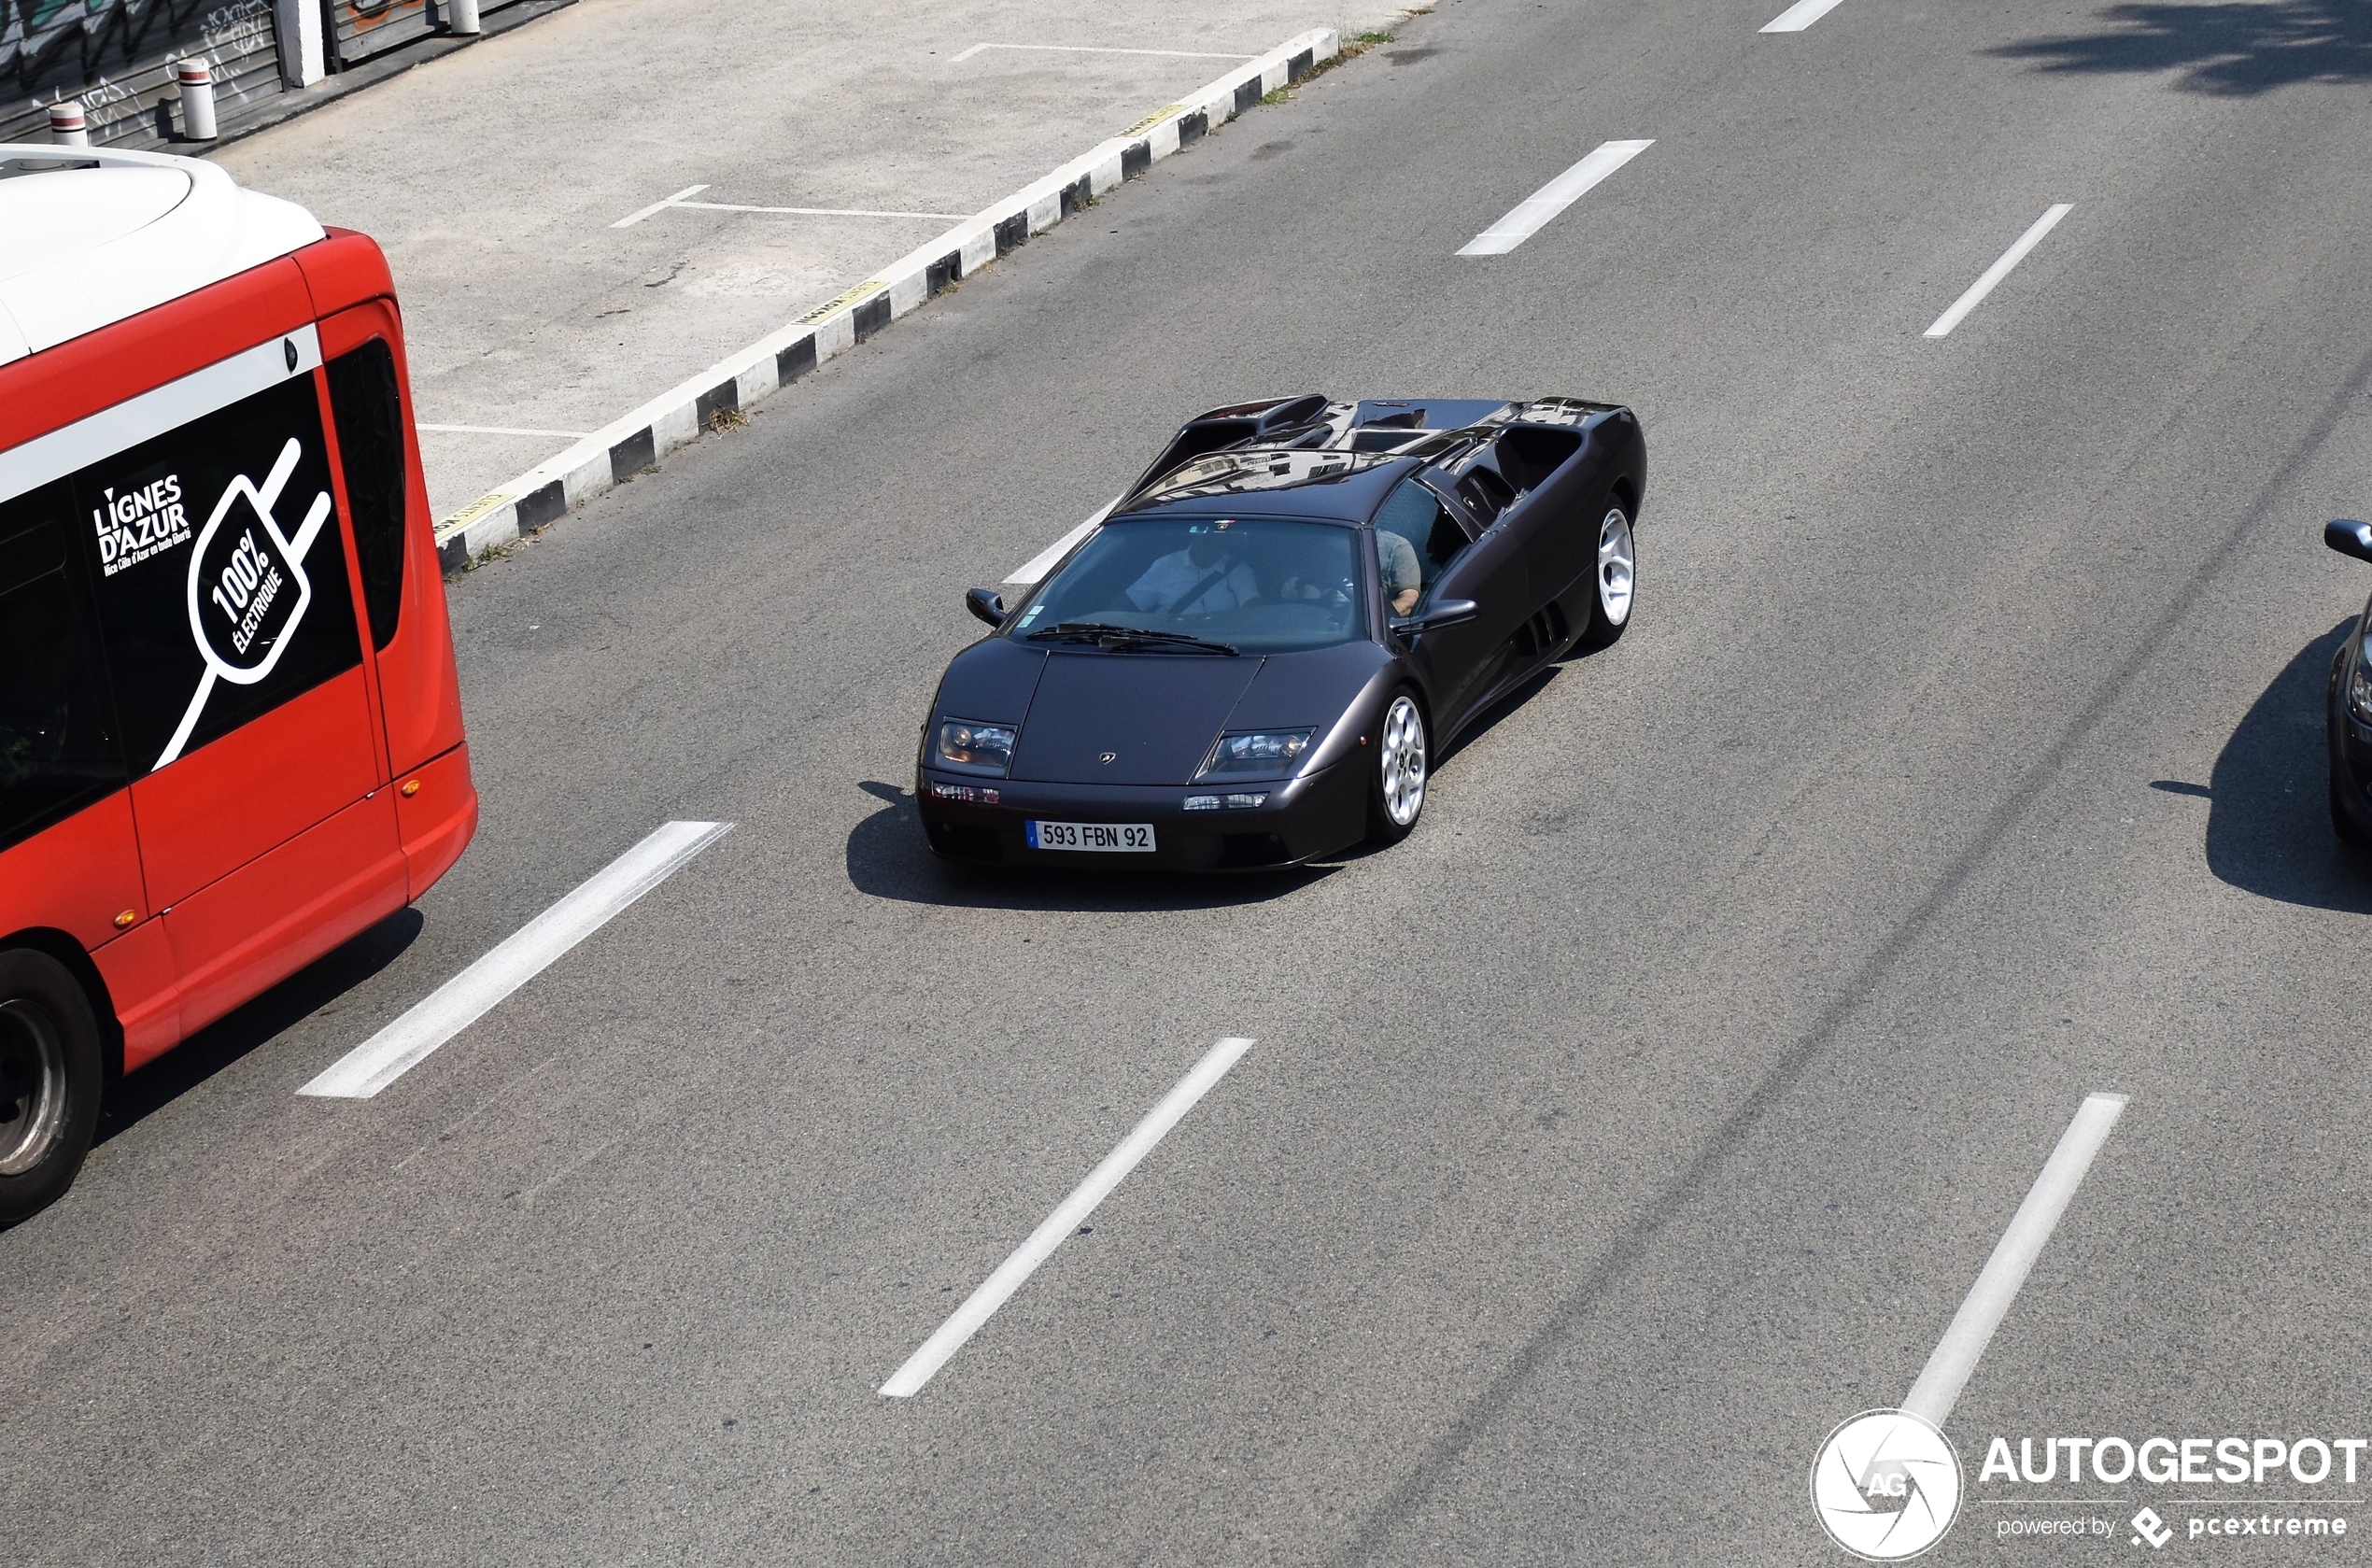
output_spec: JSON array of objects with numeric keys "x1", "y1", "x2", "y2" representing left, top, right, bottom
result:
[
  {"x1": 1127, "y1": 529, "x2": 1259, "y2": 614},
  {"x1": 1377, "y1": 529, "x2": 1422, "y2": 615}
]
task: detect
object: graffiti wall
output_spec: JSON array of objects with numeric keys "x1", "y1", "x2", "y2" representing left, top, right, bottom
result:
[
  {"x1": 2, "y1": 0, "x2": 283, "y2": 148},
  {"x1": 328, "y1": 0, "x2": 431, "y2": 68}
]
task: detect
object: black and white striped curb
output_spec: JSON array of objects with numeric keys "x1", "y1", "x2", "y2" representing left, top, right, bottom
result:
[{"x1": 434, "y1": 26, "x2": 1341, "y2": 572}]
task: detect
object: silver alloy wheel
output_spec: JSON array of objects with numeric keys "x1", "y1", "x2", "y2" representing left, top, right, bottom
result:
[
  {"x1": 0, "y1": 998, "x2": 64, "y2": 1179},
  {"x1": 1379, "y1": 694, "x2": 1428, "y2": 827},
  {"x1": 1597, "y1": 507, "x2": 1636, "y2": 626}
]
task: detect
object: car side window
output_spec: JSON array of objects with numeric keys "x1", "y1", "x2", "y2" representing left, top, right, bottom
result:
[
  {"x1": 1372, "y1": 477, "x2": 1474, "y2": 614},
  {"x1": 327, "y1": 339, "x2": 408, "y2": 651},
  {"x1": 0, "y1": 484, "x2": 129, "y2": 852}
]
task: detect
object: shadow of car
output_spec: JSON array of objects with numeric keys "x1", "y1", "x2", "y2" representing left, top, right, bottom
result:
[{"x1": 2196, "y1": 616, "x2": 2372, "y2": 913}]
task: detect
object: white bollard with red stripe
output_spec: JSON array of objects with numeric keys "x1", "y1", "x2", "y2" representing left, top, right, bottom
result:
[
  {"x1": 176, "y1": 59, "x2": 219, "y2": 141},
  {"x1": 47, "y1": 100, "x2": 89, "y2": 146}
]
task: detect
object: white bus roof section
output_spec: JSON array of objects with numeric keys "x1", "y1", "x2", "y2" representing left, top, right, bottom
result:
[{"x1": 0, "y1": 144, "x2": 325, "y2": 370}]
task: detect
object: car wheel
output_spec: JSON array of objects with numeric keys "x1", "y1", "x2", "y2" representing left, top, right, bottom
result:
[
  {"x1": 1367, "y1": 690, "x2": 1430, "y2": 844},
  {"x1": 2331, "y1": 639, "x2": 2367, "y2": 845},
  {"x1": 1574, "y1": 503, "x2": 1636, "y2": 651},
  {"x1": 0, "y1": 949, "x2": 104, "y2": 1226}
]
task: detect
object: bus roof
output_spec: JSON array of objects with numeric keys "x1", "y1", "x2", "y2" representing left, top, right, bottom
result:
[{"x1": 0, "y1": 145, "x2": 323, "y2": 370}]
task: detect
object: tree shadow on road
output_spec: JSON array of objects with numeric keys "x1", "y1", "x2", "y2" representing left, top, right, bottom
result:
[
  {"x1": 1990, "y1": 1, "x2": 2372, "y2": 94},
  {"x1": 96, "y1": 908, "x2": 424, "y2": 1146},
  {"x1": 2187, "y1": 619, "x2": 2372, "y2": 912},
  {"x1": 843, "y1": 781, "x2": 1328, "y2": 911}
]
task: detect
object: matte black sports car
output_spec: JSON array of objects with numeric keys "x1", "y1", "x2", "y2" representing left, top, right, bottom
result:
[
  {"x1": 916, "y1": 394, "x2": 1646, "y2": 869},
  {"x1": 2325, "y1": 517, "x2": 2372, "y2": 842}
]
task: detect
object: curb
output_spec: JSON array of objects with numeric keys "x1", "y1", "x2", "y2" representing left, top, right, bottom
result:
[{"x1": 433, "y1": 25, "x2": 1340, "y2": 572}]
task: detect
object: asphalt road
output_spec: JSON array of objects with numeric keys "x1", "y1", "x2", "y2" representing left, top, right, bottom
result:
[{"x1": 11, "y1": 0, "x2": 2372, "y2": 1562}]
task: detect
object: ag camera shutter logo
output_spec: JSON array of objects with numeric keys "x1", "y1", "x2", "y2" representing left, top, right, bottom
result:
[{"x1": 1811, "y1": 1409, "x2": 1963, "y2": 1561}]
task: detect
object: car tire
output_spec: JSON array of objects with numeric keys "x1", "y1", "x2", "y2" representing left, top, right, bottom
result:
[
  {"x1": 1574, "y1": 502, "x2": 1636, "y2": 652},
  {"x1": 2331, "y1": 639, "x2": 2368, "y2": 846},
  {"x1": 1366, "y1": 689, "x2": 1430, "y2": 844},
  {"x1": 0, "y1": 949, "x2": 104, "y2": 1227}
]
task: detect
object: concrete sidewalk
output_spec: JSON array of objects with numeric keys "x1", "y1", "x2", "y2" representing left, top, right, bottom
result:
[{"x1": 211, "y1": 0, "x2": 1404, "y2": 521}]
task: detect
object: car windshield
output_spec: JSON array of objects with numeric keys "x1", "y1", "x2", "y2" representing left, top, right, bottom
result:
[{"x1": 1009, "y1": 516, "x2": 1365, "y2": 653}]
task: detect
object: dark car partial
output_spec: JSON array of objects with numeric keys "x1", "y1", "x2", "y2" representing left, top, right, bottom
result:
[
  {"x1": 917, "y1": 394, "x2": 1646, "y2": 869},
  {"x1": 2325, "y1": 518, "x2": 2372, "y2": 844}
]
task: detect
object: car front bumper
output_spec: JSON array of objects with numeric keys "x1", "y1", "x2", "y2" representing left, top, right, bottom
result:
[{"x1": 915, "y1": 758, "x2": 1365, "y2": 870}]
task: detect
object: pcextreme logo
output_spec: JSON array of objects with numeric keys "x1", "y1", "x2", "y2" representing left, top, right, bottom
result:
[{"x1": 1812, "y1": 1408, "x2": 1964, "y2": 1561}]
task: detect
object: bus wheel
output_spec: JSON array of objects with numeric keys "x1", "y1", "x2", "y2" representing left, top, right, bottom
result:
[{"x1": 0, "y1": 950, "x2": 103, "y2": 1226}]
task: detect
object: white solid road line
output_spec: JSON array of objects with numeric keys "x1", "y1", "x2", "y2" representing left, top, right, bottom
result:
[
  {"x1": 1004, "y1": 496, "x2": 1120, "y2": 586},
  {"x1": 1899, "y1": 1092, "x2": 2127, "y2": 1426},
  {"x1": 881, "y1": 1036, "x2": 1256, "y2": 1397},
  {"x1": 613, "y1": 184, "x2": 710, "y2": 229},
  {"x1": 418, "y1": 424, "x2": 592, "y2": 439},
  {"x1": 1760, "y1": 0, "x2": 1851, "y2": 31},
  {"x1": 1924, "y1": 204, "x2": 2074, "y2": 339},
  {"x1": 297, "y1": 821, "x2": 734, "y2": 1100},
  {"x1": 1457, "y1": 140, "x2": 1654, "y2": 257},
  {"x1": 951, "y1": 43, "x2": 1257, "y2": 64}
]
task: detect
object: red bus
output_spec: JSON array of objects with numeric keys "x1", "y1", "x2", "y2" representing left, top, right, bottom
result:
[{"x1": 0, "y1": 145, "x2": 476, "y2": 1222}]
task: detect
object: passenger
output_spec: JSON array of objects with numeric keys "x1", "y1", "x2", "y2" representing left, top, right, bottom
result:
[{"x1": 1127, "y1": 530, "x2": 1259, "y2": 614}]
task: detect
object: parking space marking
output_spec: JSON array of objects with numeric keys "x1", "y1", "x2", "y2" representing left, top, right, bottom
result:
[
  {"x1": 418, "y1": 424, "x2": 591, "y2": 438},
  {"x1": 614, "y1": 186, "x2": 966, "y2": 229},
  {"x1": 1924, "y1": 204, "x2": 2074, "y2": 339},
  {"x1": 614, "y1": 185, "x2": 711, "y2": 229},
  {"x1": 1457, "y1": 140, "x2": 1654, "y2": 257},
  {"x1": 950, "y1": 43, "x2": 1257, "y2": 64},
  {"x1": 297, "y1": 821, "x2": 733, "y2": 1100},
  {"x1": 673, "y1": 200, "x2": 969, "y2": 220},
  {"x1": 1900, "y1": 1092, "x2": 2127, "y2": 1424},
  {"x1": 881, "y1": 1036, "x2": 1256, "y2": 1397},
  {"x1": 1760, "y1": 0, "x2": 1851, "y2": 31},
  {"x1": 1004, "y1": 497, "x2": 1119, "y2": 586}
]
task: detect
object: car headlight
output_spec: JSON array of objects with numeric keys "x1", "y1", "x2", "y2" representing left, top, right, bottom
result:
[
  {"x1": 2351, "y1": 634, "x2": 2372, "y2": 726},
  {"x1": 1198, "y1": 728, "x2": 1314, "y2": 779},
  {"x1": 937, "y1": 718, "x2": 1016, "y2": 775}
]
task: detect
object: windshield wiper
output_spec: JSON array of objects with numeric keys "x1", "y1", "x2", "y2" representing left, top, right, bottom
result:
[{"x1": 1024, "y1": 622, "x2": 1238, "y2": 655}]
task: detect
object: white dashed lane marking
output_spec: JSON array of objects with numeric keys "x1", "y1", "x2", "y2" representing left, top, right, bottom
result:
[
  {"x1": 298, "y1": 821, "x2": 733, "y2": 1099},
  {"x1": 1900, "y1": 1092, "x2": 2127, "y2": 1425},
  {"x1": 1761, "y1": 0, "x2": 1852, "y2": 32},
  {"x1": 1457, "y1": 140, "x2": 1654, "y2": 257},
  {"x1": 1924, "y1": 204, "x2": 2074, "y2": 339},
  {"x1": 881, "y1": 1037, "x2": 1256, "y2": 1397},
  {"x1": 1004, "y1": 497, "x2": 1119, "y2": 587}
]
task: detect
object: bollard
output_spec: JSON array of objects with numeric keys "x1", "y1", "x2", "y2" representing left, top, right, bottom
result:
[
  {"x1": 176, "y1": 59, "x2": 219, "y2": 140},
  {"x1": 47, "y1": 100, "x2": 89, "y2": 146},
  {"x1": 446, "y1": 0, "x2": 481, "y2": 35}
]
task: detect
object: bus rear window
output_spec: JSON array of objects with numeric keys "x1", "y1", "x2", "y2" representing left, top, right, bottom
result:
[
  {"x1": 0, "y1": 489, "x2": 126, "y2": 852},
  {"x1": 327, "y1": 340, "x2": 407, "y2": 650}
]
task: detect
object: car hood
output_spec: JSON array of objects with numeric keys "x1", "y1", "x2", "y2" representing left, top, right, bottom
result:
[
  {"x1": 933, "y1": 636, "x2": 1396, "y2": 787},
  {"x1": 1010, "y1": 651, "x2": 1265, "y2": 784}
]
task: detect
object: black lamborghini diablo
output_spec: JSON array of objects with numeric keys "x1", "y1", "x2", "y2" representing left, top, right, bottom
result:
[{"x1": 916, "y1": 394, "x2": 1647, "y2": 869}]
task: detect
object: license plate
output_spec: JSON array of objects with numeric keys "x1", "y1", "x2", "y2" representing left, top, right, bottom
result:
[{"x1": 1026, "y1": 820, "x2": 1156, "y2": 853}]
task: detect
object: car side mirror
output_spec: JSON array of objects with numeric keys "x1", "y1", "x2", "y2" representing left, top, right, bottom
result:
[
  {"x1": 1391, "y1": 598, "x2": 1478, "y2": 638},
  {"x1": 2328, "y1": 520, "x2": 2372, "y2": 566},
  {"x1": 966, "y1": 587, "x2": 1008, "y2": 628}
]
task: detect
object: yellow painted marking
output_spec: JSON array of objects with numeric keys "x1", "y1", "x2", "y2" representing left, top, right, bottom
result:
[
  {"x1": 440, "y1": 491, "x2": 514, "y2": 533},
  {"x1": 798, "y1": 279, "x2": 888, "y2": 325},
  {"x1": 1121, "y1": 103, "x2": 1184, "y2": 137}
]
